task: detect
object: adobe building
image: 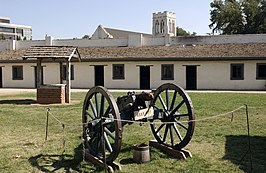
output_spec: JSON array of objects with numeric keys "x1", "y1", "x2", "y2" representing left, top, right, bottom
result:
[{"x1": 0, "y1": 11, "x2": 265, "y2": 90}]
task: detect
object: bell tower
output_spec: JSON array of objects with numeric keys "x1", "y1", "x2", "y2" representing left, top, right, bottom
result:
[{"x1": 152, "y1": 11, "x2": 176, "y2": 37}]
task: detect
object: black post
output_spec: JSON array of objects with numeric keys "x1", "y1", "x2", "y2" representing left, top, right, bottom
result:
[
  {"x1": 45, "y1": 108, "x2": 50, "y2": 141},
  {"x1": 101, "y1": 118, "x2": 107, "y2": 173},
  {"x1": 245, "y1": 104, "x2": 253, "y2": 172}
]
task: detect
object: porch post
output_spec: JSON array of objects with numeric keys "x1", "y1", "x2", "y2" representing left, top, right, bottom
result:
[
  {"x1": 65, "y1": 60, "x2": 71, "y2": 103},
  {"x1": 36, "y1": 58, "x2": 42, "y2": 88}
]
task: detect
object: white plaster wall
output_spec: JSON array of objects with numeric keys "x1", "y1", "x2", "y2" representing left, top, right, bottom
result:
[
  {"x1": 102, "y1": 62, "x2": 139, "y2": 89},
  {"x1": 176, "y1": 34, "x2": 266, "y2": 45},
  {"x1": 0, "y1": 40, "x2": 9, "y2": 50},
  {"x1": 62, "y1": 60, "x2": 266, "y2": 90},
  {"x1": 102, "y1": 61, "x2": 187, "y2": 89},
  {"x1": 198, "y1": 61, "x2": 266, "y2": 90},
  {"x1": 150, "y1": 62, "x2": 186, "y2": 89},
  {"x1": 42, "y1": 63, "x2": 60, "y2": 85},
  {"x1": 16, "y1": 40, "x2": 46, "y2": 49},
  {"x1": 1, "y1": 60, "x2": 266, "y2": 90},
  {"x1": 128, "y1": 34, "x2": 142, "y2": 47},
  {"x1": 1, "y1": 34, "x2": 266, "y2": 51},
  {"x1": 2, "y1": 63, "x2": 35, "y2": 88},
  {"x1": 142, "y1": 37, "x2": 165, "y2": 46},
  {"x1": 53, "y1": 38, "x2": 128, "y2": 47},
  {"x1": 71, "y1": 62, "x2": 94, "y2": 88}
]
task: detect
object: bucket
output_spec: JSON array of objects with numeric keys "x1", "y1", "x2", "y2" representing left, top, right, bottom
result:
[{"x1": 132, "y1": 143, "x2": 150, "y2": 163}]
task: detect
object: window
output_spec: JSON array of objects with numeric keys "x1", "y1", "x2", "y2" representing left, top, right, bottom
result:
[
  {"x1": 161, "y1": 64, "x2": 174, "y2": 80},
  {"x1": 256, "y1": 63, "x2": 266, "y2": 79},
  {"x1": 62, "y1": 64, "x2": 74, "y2": 80},
  {"x1": 160, "y1": 20, "x2": 165, "y2": 34},
  {"x1": 12, "y1": 66, "x2": 23, "y2": 80},
  {"x1": 230, "y1": 64, "x2": 244, "y2": 80},
  {"x1": 113, "y1": 64, "x2": 125, "y2": 80},
  {"x1": 155, "y1": 20, "x2": 160, "y2": 34}
]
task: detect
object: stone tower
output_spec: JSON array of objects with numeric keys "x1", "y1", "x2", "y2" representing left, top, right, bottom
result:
[{"x1": 152, "y1": 11, "x2": 176, "y2": 37}]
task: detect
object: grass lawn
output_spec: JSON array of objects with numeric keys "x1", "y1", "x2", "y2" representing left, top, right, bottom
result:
[{"x1": 0, "y1": 91, "x2": 265, "y2": 173}]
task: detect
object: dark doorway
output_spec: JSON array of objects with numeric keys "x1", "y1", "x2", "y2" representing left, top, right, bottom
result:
[
  {"x1": 95, "y1": 66, "x2": 104, "y2": 86},
  {"x1": 186, "y1": 66, "x2": 197, "y2": 90},
  {"x1": 139, "y1": 66, "x2": 150, "y2": 89},
  {"x1": 0, "y1": 67, "x2": 2, "y2": 88},
  {"x1": 34, "y1": 66, "x2": 44, "y2": 88}
]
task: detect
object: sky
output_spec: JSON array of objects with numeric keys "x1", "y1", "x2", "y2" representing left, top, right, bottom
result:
[{"x1": 1, "y1": 0, "x2": 213, "y2": 40}]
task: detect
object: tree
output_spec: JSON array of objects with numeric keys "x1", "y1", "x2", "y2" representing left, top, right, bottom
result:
[
  {"x1": 209, "y1": 0, "x2": 266, "y2": 34},
  {"x1": 176, "y1": 27, "x2": 197, "y2": 36},
  {"x1": 82, "y1": 35, "x2": 90, "y2": 39},
  {"x1": 0, "y1": 33, "x2": 5, "y2": 40},
  {"x1": 209, "y1": 0, "x2": 244, "y2": 34}
]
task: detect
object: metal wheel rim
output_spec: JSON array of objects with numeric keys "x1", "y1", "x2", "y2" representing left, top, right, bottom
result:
[
  {"x1": 82, "y1": 86, "x2": 122, "y2": 163},
  {"x1": 150, "y1": 83, "x2": 195, "y2": 150}
]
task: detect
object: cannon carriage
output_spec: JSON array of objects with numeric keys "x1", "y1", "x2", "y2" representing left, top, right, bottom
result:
[{"x1": 82, "y1": 83, "x2": 195, "y2": 164}]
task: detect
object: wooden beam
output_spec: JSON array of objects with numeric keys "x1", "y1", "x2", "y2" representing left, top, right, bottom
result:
[
  {"x1": 65, "y1": 61, "x2": 71, "y2": 103},
  {"x1": 36, "y1": 58, "x2": 42, "y2": 88}
]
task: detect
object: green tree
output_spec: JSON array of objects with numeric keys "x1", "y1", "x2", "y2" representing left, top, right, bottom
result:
[
  {"x1": 253, "y1": 0, "x2": 266, "y2": 33},
  {"x1": 0, "y1": 33, "x2": 5, "y2": 40},
  {"x1": 209, "y1": 0, "x2": 244, "y2": 34},
  {"x1": 82, "y1": 34, "x2": 90, "y2": 39},
  {"x1": 209, "y1": 0, "x2": 266, "y2": 34},
  {"x1": 176, "y1": 27, "x2": 197, "y2": 36}
]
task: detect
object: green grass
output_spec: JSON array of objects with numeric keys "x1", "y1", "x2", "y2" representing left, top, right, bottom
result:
[{"x1": 0, "y1": 91, "x2": 265, "y2": 172}]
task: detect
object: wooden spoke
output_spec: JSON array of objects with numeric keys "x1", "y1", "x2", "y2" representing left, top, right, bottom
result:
[
  {"x1": 155, "y1": 123, "x2": 165, "y2": 134},
  {"x1": 103, "y1": 106, "x2": 111, "y2": 117},
  {"x1": 165, "y1": 89, "x2": 169, "y2": 110},
  {"x1": 173, "y1": 124, "x2": 183, "y2": 141},
  {"x1": 173, "y1": 113, "x2": 189, "y2": 118},
  {"x1": 82, "y1": 86, "x2": 122, "y2": 163},
  {"x1": 89, "y1": 100, "x2": 97, "y2": 118},
  {"x1": 99, "y1": 94, "x2": 105, "y2": 117},
  {"x1": 94, "y1": 93, "x2": 100, "y2": 116},
  {"x1": 175, "y1": 120, "x2": 188, "y2": 130},
  {"x1": 171, "y1": 100, "x2": 185, "y2": 115},
  {"x1": 158, "y1": 94, "x2": 168, "y2": 112},
  {"x1": 170, "y1": 91, "x2": 177, "y2": 111},
  {"x1": 169, "y1": 125, "x2": 174, "y2": 146},
  {"x1": 162, "y1": 124, "x2": 169, "y2": 142},
  {"x1": 104, "y1": 127, "x2": 115, "y2": 140},
  {"x1": 85, "y1": 110, "x2": 95, "y2": 119},
  {"x1": 150, "y1": 83, "x2": 195, "y2": 150},
  {"x1": 104, "y1": 132, "x2": 113, "y2": 153}
]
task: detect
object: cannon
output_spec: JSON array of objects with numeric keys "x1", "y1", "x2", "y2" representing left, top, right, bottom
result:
[{"x1": 82, "y1": 83, "x2": 195, "y2": 164}]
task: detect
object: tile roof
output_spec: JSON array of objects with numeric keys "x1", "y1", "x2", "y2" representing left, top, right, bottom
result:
[
  {"x1": 0, "y1": 43, "x2": 265, "y2": 62},
  {"x1": 78, "y1": 43, "x2": 266, "y2": 61}
]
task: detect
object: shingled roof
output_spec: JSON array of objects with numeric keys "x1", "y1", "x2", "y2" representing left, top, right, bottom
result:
[
  {"x1": 22, "y1": 46, "x2": 81, "y2": 61},
  {"x1": 0, "y1": 43, "x2": 265, "y2": 62},
  {"x1": 78, "y1": 43, "x2": 266, "y2": 61}
]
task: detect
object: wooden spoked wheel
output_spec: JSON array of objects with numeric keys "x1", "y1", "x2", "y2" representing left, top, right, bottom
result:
[
  {"x1": 150, "y1": 83, "x2": 195, "y2": 150},
  {"x1": 82, "y1": 86, "x2": 122, "y2": 163}
]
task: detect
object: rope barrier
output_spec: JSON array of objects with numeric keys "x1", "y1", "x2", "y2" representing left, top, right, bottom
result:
[
  {"x1": 45, "y1": 108, "x2": 66, "y2": 154},
  {"x1": 43, "y1": 104, "x2": 252, "y2": 172},
  {"x1": 102, "y1": 105, "x2": 245, "y2": 125}
]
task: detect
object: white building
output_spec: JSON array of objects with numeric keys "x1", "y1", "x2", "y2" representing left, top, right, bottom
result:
[
  {"x1": 153, "y1": 11, "x2": 176, "y2": 37},
  {"x1": 0, "y1": 11, "x2": 265, "y2": 90},
  {"x1": 0, "y1": 17, "x2": 32, "y2": 40}
]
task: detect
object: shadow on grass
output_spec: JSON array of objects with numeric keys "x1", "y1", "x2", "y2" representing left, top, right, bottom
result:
[
  {"x1": 223, "y1": 135, "x2": 266, "y2": 173},
  {"x1": 0, "y1": 99, "x2": 36, "y2": 105},
  {"x1": 28, "y1": 144, "x2": 103, "y2": 173},
  {"x1": 119, "y1": 145, "x2": 135, "y2": 164}
]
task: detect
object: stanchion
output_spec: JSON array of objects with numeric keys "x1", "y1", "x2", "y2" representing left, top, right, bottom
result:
[{"x1": 45, "y1": 108, "x2": 50, "y2": 141}]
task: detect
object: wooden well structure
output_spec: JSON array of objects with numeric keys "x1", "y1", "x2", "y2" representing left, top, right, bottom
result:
[{"x1": 23, "y1": 46, "x2": 81, "y2": 104}]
